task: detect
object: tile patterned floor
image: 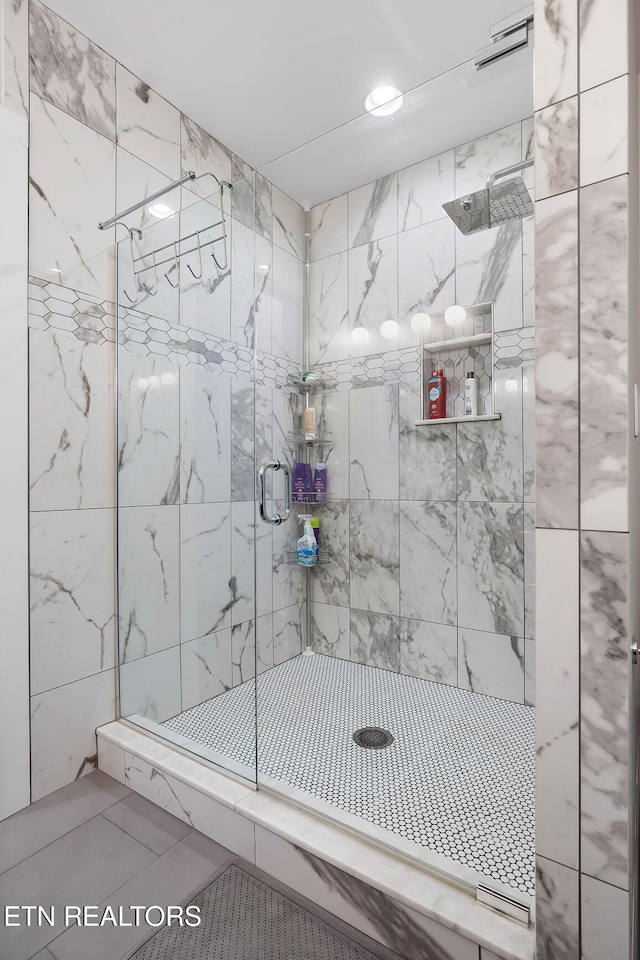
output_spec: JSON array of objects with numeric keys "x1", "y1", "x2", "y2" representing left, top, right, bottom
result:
[
  {"x1": 162, "y1": 654, "x2": 535, "y2": 897},
  {"x1": 0, "y1": 772, "x2": 233, "y2": 960}
]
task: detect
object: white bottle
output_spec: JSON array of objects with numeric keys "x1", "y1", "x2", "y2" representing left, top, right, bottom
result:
[{"x1": 464, "y1": 372, "x2": 478, "y2": 417}]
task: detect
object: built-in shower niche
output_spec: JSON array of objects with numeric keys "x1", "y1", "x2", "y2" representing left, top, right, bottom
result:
[{"x1": 417, "y1": 301, "x2": 498, "y2": 424}]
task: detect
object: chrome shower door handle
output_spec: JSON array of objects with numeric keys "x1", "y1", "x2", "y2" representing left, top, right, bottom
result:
[{"x1": 258, "y1": 459, "x2": 291, "y2": 525}]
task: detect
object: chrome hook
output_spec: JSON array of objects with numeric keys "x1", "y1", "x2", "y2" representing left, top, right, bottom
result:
[
  {"x1": 123, "y1": 227, "x2": 143, "y2": 304},
  {"x1": 211, "y1": 185, "x2": 229, "y2": 272},
  {"x1": 164, "y1": 242, "x2": 180, "y2": 288},
  {"x1": 186, "y1": 230, "x2": 203, "y2": 280},
  {"x1": 140, "y1": 249, "x2": 159, "y2": 296}
]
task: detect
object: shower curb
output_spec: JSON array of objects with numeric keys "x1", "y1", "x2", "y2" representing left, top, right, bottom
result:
[{"x1": 97, "y1": 719, "x2": 535, "y2": 960}]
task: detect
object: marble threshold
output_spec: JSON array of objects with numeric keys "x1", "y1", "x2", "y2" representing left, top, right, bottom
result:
[{"x1": 97, "y1": 718, "x2": 535, "y2": 960}]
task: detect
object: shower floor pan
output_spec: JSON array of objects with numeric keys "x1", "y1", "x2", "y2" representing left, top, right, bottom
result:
[{"x1": 159, "y1": 653, "x2": 535, "y2": 898}]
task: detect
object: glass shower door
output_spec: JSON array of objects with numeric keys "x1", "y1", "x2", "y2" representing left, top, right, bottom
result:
[{"x1": 116, "y1": 173, "x2": 259, "y2": 784}]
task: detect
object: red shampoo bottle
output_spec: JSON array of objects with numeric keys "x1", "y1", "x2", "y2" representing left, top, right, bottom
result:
[{"x1": 428, "y1": 366, "x2": 447, "y2": 419}]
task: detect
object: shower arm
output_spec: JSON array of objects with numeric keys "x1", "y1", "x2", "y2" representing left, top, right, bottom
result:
[
  {"x1": 97, "y1": 171, "x2": 233, "y2": 231},
  {"x1": 486, "y1": 158, "x2": 533, "y2": 189}
]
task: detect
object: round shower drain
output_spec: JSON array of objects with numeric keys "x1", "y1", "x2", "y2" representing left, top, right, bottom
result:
[{"x1": 353, "y1": 727, "x2": 394, "y2": 749}]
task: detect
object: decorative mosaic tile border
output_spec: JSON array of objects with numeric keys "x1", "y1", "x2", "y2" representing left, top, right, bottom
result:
[
  {"x1": 28, "y1": 276, "x2": 117, "y2": 344},
  {"x1": 316, "y1": 348, "x2": 422, "y2": 391},
  {"x1": 494, "y1": 327, "x2": 535, "y2": 369},
  {"x1": 28, "y1": 276, "x2": 301, "y2": 386},
  {"x1": 315, "y1": 326, "x2": 535, "y2": 390}
]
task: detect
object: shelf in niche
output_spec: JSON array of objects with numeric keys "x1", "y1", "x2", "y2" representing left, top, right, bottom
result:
[
  {"x1": 414, "y1": 414, "x2": 501, "y2": 426},
  {"x1": 422, "y1": 332, "x2": 492, "y2": 352}
]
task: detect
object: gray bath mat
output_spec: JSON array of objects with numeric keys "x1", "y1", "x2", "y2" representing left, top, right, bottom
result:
[{"x1": 119, "y1": 859, "x2": 403, "y2": 960}]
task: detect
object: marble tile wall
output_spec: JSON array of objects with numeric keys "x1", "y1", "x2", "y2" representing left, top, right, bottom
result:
[
  {"x1": 307, "y1": 121, "x2": 535, "y2": 705},
  {"x1": 533, "y1": 0, "x2": 634, "y2": 956},
  {"x1": 26, "y1": 0, "x2": 305, "y2": 798}
]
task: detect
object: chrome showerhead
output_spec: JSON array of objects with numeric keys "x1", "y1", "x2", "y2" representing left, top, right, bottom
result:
[{"x1": 443, "y1": 159, "x2": 534, "y2": 235}]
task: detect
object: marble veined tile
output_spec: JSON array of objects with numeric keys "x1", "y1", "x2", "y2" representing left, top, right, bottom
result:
[
  {"x1": 350, "y1": 384, "x2": 399, "y2": 499},
  {"x1": 534, "y1": 0, "x2": 578, "y2": 109},
  {"x1": 580, "y1": 76, "x2": 629, "y2": 187},
  {"x1": 457, "y1": 501, "x2": 524, "y2": 637},
  {"x1": 118, "y1": 349, "x2": 179, "y2": 507},
  {"x1": 348, "y1": 173, "x2": 397, "y2": 248},
  {"x1": 118, "y1": 505, "x2": 179, "y2": 663},
  {"x1": 179, "y1": 197, "x2": 231, "y2": 341},
  {"x1": 180, "y1": 503, "x2": 232, "y2": 643},
  {"x1": 180, "y1": 629, "x2": 232, "y2": 710},
  {"x1": 29, "y1": 330, "x2": 115, "y2": 511},
  {"x1": 314, "y1": 388, "x2": 350, "y2": 500},
  {"x1": 535, "y1": 857, "x2": 579, "y2": 960},
  {"x1": 3, "y1": 0, "x2": 28, "y2": 118},
  {"x1": 253, "y1": 234, "x2": 273, "y2": 354},
  {"x1": 116, "y1": 64, "x2": 180, "y2": 179},
  {"x1": 180, "y1": 364, "x2": 231, "y2": 503},
  {"x1": 581, "y1": 874, "x2": 629, "y2": 960},
  {"x1": 400, "y1": 501, "x2": 456, "y2": 626},
  {"x1": 398, "y1": 382, "x2": 456, "y2": 501},
  {"x1": 230, "y1": 217, "x2": 256, "y2": 349},
  {"x1": 309, "y1": 194, "x2": 347, "y2": 261},
  {"x1": 310, "y1": 499, "x2": 349, "y2": 607},
  {"x1": 400, "y1": 619, "x2": 457, "y2": 686},
  {"x1": 181, "y1": 115, "x2": 231, "y2": 208},
  {"x1": 458, "y1": 628, "x2": 525, "y2": 703},
  {"x1": 29, "y1": 0, "x2": 115, "y2": 140},
  {"x1": 230, "y1": 155, "x2": 254, "y2": 231},
  {"x1": 30, "y1": 509, "x2": 116, "y2": 696},
  {"x1": 272, "y1": 186, "x2": 304, "y2": 258},
  {"x1": 348, "y1": 235, "x2": 398, "y2": 357},
  {"x1": 273, "y1": 604, "x2": 304, "y2": 664},
  {"x1": 535, "y1": 191, "x2": 579, "y2": 528},
  {"x1": 230, "y1": 501, "x2": 257, "y2": 627},
  {"x1": 535, "y1": 98, "x2": 578, "y2": 201},
  {"x1": 119, "y1": 646, "x2": 181, "y2": 723},
  {"x1": 398, "y1": 218, "x2": 455, "y2": 349},
  {"x1": 457, "y1": 367, "x2": 524, "y2": 502},
  {"x1": 455, "y1": 221, "x2": 523, "y2": 332},
  {"x1": 308, "y1": 252, "x2": 349, "y2": 364},
  {"x1": 231, "y1": 619, "x2": 256, "y2": 686},
  {"x1": 255, "y1": 174, "x2": 273, "y2": 241},
  {"x1": 397, "y1": 151, "x2": 454, "y2": 232},
  {"x1": 230, "y1": 380, "x2": 255, "y2": 502},
  {"x1": 349, "y1": 500, "x2": 399, "y2": 617},
  {"x1": 579, "y1": 0, "x2": 628, "y2": 93},
  {"x1": 31, "y1": 669, "x2": 116, "y2": 801},
  {"x1": 536, "y1": 529, "x2": 579, "y2": 869},
  {"x1": 580, "y1": 530, "x2": 629, "y2": 888},
  {"x1": 350, "y1": 609, "x2": 400, "y2": 672},
  {"x1": 454, "y1": 122, "x2": 521, "y2": 196},
  {"x1": 29, "y1": 95, "x2": 116, "y2": 299},
  {"x1": 579, "y1": 176, "x2": 628, "y2": 532},
  {"x1": 310, "y1": 602, "x2": 350, "y2": 659},
  {"x1": 115, "y1": 147, "x2": 172, "y2": 234},
  {"x1": 271, "y1": 245, "x2": 303, "y2": 364}
]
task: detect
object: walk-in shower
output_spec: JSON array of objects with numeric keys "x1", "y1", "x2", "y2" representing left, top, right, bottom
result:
[{"x1": 114, "y1": 40, "x2": 536, "y2": 919}]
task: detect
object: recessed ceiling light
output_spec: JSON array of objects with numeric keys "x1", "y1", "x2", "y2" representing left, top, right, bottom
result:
[
  {"x1": 148, "y1": 202, "x2": 174, "y2": 219},
  {"x1": 365, "y1": 86, "x2": 403, "y2": 117}
]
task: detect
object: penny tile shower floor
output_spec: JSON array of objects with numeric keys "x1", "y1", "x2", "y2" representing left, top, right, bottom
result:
[{"x1": 162, "y1": 654, "x2": 535, "y2": 897}]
